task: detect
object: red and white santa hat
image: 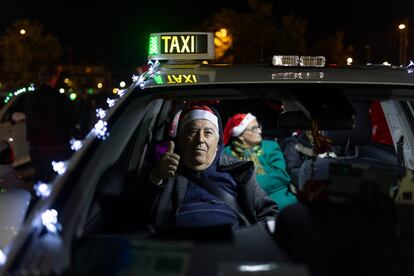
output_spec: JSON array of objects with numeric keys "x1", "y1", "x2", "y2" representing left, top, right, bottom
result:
[
  {"x1": 179, "y1": 105, "x2": 219, "y2": 133},
  {"x1": 223, "y1": 113, "x2": 256, "y2": 145}
]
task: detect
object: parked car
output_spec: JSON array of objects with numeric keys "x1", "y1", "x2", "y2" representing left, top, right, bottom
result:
[
  {"x1": 1, "y1": 33, "x2": 414, "y2": 276},
  {"x1": 0, "y1": 88, "x2": 33, "y2": 167}
]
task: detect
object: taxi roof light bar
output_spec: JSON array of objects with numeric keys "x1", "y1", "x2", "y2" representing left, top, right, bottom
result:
[
  {"x1": 300, "y1": 56, "x2": 326, "y2": 67},
  {"x1": 272, "y1": 55, "x2": 326, "y2": 67},
  {"x1": 272, "y1": 55, "x2": 299, "y2": 67},
  {"x1": 148, "y1": 32, "x2": 215, "y2": 61}
]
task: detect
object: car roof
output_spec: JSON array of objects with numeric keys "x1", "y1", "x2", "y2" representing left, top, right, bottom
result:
[{"x1": 139, "y1": 63, "x2": 414, "y2": 89}]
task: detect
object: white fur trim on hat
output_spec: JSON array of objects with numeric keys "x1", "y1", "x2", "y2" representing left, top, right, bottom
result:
[
  {"x1": 231, "y1": 113, "x2": 256, "y2": 137},
  {"x1": 180, "y1": 109, "x2": 219, "y2": 132}
]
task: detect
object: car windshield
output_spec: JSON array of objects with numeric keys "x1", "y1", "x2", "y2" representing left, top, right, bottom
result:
[{"x1": 3, "y1": 83, "x2": 414, "y2": 276}]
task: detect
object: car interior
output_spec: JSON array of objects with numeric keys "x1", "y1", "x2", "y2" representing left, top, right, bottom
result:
[{"x1": 63, "y1": 86, "x2": 413, "y2": 275}]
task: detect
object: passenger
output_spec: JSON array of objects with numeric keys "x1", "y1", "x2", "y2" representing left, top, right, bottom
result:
[
  {"x1": 223, "y1": 113, "x2": 297, "y2": 210},
  {"x1": 24, "y1": 64, "x2": 79, "y2": 182},
  {"x1": 147, "y1": 105, "x2": 277, "y2": 228},
  {"x1": 282, "y1": 130, "x2": 334, "y2": 190},
  {"x1": 282, "y1": 130, "x2": 314, "y2": 189}
]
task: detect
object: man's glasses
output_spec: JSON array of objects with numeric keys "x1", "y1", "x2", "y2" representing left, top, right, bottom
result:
[{"x1": 244, "y1": 124, "x2": 262, "y2": 133}]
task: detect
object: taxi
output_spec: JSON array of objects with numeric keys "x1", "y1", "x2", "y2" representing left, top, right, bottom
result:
[{"x1": 2, "y1": 32, "x2": 414, "y2": 276}]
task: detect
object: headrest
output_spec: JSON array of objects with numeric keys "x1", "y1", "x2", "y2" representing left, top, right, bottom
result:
[
  {"x1": 325, "y1": 101, "x2": 371, "y2": 145},
  {"x1": 277, "y1": 111, "x2": 354, "y2": 130}
]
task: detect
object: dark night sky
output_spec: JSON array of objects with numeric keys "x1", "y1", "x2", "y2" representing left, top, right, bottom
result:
[{"x1": 1, "y1": 0, "x2": 413, "y2": 73}]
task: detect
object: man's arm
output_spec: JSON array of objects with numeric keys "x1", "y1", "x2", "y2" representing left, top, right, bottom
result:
[
  {"x1": 251, "y1": 181, "x2": 279, "y2": 223},
  {"x1": 282, "y1": 137, "x2": 303, "y2": 188}
]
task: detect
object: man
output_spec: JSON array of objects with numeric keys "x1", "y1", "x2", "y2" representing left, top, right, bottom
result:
[
  {"x1": 148, "y1": 105, "x2": 278, "y2": 227},
  {"x1": 24, "y1": 64, "x2": 78, "y2": 182}
]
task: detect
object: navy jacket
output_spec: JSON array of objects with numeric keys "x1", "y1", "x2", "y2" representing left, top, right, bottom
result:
[
  {"x1": 24, "y1": 84, "x2": 78, "y2": 146},
  {"x1": 146, "y1": 153, "x2": 278, "y2": 226}
]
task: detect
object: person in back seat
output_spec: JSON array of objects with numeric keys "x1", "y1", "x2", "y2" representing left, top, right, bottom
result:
[
  {"x1": 282, "y1": 129, "x2": 336, "y2": 190},
  {"x1": 223, "y1": 113, "x2": 297, "y2": 210},
  {"x1": 282, "y1": 130, "x2": 315, "y2": 189}
]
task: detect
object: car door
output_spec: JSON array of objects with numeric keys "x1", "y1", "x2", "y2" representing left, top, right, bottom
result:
[
  {"x1": 0, "y1": 94, "x2": 30, "y2": 166},
  {"x1": 381, "y1": 100, "x2": 414, "y2": 170}
]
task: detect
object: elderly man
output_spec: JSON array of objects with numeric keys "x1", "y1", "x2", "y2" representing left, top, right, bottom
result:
[{"x1": 148, "y1": 105, "x2": 278, "y2": 228}]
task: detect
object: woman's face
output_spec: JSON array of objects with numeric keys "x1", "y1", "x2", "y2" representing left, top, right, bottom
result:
[{"x1": 240, "y1": 119, "x2": 262, "y2": 147}]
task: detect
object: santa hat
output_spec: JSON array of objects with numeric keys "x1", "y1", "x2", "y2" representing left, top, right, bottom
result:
[
  {"x1": 179, "y1": 105, "x2": 219, "y2": 133},
  {"x1": 223, "y1": 113, "x2": 256, "y2": 145}
]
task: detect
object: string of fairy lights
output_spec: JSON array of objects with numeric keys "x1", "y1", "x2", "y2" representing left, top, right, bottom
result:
[
  {"x1": 19, "y1": 62, "x2": 152, "y2": 252},
  {"x1": 3, "y1": 84, "x2": 35, "y2": 104},
  {"x1": 0, "y1": 61, "x2": 157, "y2": 266}
]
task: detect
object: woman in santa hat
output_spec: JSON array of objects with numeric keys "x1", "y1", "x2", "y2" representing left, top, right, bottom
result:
[{"x1": 223, "y1": 113, "x2": 297, "y2": 210}]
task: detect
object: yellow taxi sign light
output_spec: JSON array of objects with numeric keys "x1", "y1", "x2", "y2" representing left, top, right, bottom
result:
[
  {"x1": 272, "y1": 55, "x2": 326, "y2": 67},
  {"x1": 148, "y1": 32, "x2": 215, "y2": 61},
  {"x1": 166, "y1": 74, "x2": 198, "y2": 84},
  {"x1": 272, "y1": 55, "x2": 299, "y2": 67},
  {"x1": 300, "y1": 56, "x2": 326, "y2": 67},
  {"x1": 149, "y1": 68, "x2": 216, "y2": 86}
]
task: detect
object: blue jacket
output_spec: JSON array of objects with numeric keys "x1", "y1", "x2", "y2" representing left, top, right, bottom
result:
[{"x1": 147, "y1": 153, "x2": 278, "y2": 226}]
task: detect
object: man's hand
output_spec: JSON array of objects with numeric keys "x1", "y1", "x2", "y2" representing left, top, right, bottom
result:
[{"x1": 150, "y1": 141, "x2": 180, "y2": 184}]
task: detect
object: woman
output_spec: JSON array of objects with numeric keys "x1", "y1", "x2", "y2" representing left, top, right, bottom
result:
[{"x1": 223, "y1": 113, "x2": 297, "y2": 210}]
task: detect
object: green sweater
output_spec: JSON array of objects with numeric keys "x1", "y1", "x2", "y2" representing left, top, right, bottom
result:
[{"x1": 224, "y1": 140, "x2": 297, "y2": 209}]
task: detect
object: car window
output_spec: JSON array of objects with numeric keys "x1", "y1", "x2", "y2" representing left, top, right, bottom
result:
[{"x1": 2, "y1": 94, "x2": 29, "y2": 123}]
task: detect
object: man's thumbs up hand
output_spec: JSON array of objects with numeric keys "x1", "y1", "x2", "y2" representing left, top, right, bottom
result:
[{"x1": 149, "y1": 141, "x2": 180, "y2": 184}]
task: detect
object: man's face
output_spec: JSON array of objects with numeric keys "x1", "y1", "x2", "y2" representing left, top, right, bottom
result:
[{"x1": 178, "y1": 119, "x2": 219, "y2": 171}]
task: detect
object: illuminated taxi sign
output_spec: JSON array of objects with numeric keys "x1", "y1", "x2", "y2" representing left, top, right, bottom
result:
[
  {"x1": 166, "y1": 74, "x2": 198, "y2": 84},
  {"x1": 148, "y1": 32, "x2": 215, "y2": 60},
  {"x1": 153, "y1": 74, "x2": 198, "y2": 85},
  {"x1": 272, "y1": 55, "x2": 326, "y2": 67},
  {"x1": 150, "y1": 69, "x2": 216, "y2": 86}
]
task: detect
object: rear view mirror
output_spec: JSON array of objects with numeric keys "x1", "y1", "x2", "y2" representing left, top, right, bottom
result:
[
  {"x1": 278, "y1": 110, "x2": 354, "y2": 130},
  {"x1": 278, "y1": 88, "x2": 355, "y2": 130}
]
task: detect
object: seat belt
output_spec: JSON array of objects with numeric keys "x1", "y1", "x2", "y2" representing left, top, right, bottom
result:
[
  {"x1": 184, "y1": 173, "x2": 248, "y2": 222},
  {"x1": 396, "y1": 135, "x2": 405, "y2": 179}
]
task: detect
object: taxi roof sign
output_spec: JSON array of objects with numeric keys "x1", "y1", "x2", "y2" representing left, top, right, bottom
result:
[
  {"x1": 148, "y1": 32, "x2": 215, "y2": 61},
  {"x1": 272, "y1": 55, "x2": 326, "y2": 67}
]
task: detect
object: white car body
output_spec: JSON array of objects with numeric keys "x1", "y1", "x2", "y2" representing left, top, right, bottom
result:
[{"x1": 0, "y1": 94, "x2": 31, "y2": 167}]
